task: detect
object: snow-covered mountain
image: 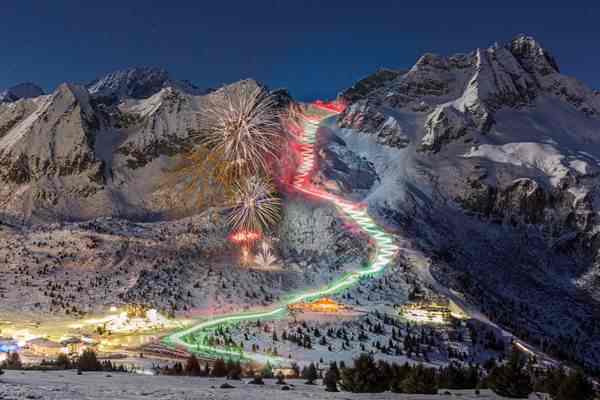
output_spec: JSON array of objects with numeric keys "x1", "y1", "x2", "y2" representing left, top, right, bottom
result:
[
  {"x1": 0, "y1": 71, "x2": 278, "y2": 221},
  {"x1": 1, "y1": 36, "x2": 600, "y2": 371},
  {"x1": 0, "y1": 82, "x2": 44, "y2": 102},
  {"x1": 87, "y1": 66, "x2": 205, "y2": 101},
  {"x1": 0, "y1": 83, "x2": 102, "y2": 209},
  {"x1": 325, "y1": 35, "x2": 600, "y2": 370}
]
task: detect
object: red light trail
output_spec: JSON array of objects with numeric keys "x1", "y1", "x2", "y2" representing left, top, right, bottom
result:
[{"x1": 163, "y1": 100, "x2": 398, "y2": 364}]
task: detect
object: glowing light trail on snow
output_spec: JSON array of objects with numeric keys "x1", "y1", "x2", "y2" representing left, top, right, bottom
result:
[{"x1": 163, "y1": 101, "x2": 398, "y2": 364}]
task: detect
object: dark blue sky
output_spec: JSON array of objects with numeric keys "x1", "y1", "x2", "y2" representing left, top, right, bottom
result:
[{"x1": 1, "y1": 1, "x2": 598, "y2": 100}]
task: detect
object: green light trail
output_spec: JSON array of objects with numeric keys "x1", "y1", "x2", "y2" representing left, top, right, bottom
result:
[{"x1": 162, "y1": 104, "x2": 398, "y2": 365}]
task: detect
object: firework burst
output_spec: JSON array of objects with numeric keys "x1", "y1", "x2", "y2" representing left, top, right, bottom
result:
[
  {"x1": 199, "y1": 82, "x2": 284, "y2": 180},
  {"x1": 227, "y1": 175, "x2": 281, "y2": 234}
]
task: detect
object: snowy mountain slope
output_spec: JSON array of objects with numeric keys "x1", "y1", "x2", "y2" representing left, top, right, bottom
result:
[
  {"x1": 1, "y1": 36, "x2": 600, "y2": 373},
  {"x1": 0, "y1": 95, "x2": 45, "y2": 140},
  {"x1": 0, "y1": 202, "x2": 368, "y2": 319},
  {"x1": 0, "y1": 83, "x2": 107, "y2": 220},
  {"x1": 0, "y1": 74, "x2": 274, "y2": 222},
  {"x1": 330, "y1": 35, "x2": 600, "y2": 370},
  {"x1": 116, "y1": 87, "x2": 205, "y2": 169},
  {"x1": 339, "y1": 36, "x2": 600, "y2": 152}
]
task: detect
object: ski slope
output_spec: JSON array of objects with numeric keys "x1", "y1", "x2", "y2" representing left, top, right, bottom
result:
[{"x1": 162, "y1": 101, "x2": 398, "y2": 364}]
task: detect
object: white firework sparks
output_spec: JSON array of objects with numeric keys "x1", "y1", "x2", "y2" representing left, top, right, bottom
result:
[
  {"x1": 227, "y1": 175, "x2": 281, "y2": 234},
  {"x1": 199, "y1": 82, "x2": 284, "y2": 178},
  {"x1": 255, "y1": 239, "x2": 278, "y2": 269}
]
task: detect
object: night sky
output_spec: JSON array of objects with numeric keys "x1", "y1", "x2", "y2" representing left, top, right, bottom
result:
[{"x1": 1, "y1": 1, "x2": 599, "y2": 100}]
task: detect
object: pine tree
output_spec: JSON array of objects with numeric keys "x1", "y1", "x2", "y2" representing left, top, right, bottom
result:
[
  {"x1": 276, "y1": 371, "x2": 286, "y2": 384},
  {"x1": 226, "y1": 359, "x2": 242, "y2": 380},
  {"x1": 185, "y1": 354, "x2": 202, "y2": 376},
  {"x1": 56, "y1": 353, "x2": 71, "y2": 369},
  {"x1": 303, "y1": 362, "x2": 318, "y2": 384},
  {"x1": 323, "y1": 367, "x2": 339, "y2": 392},
  {"x1": 397, "y1": 364, "x2": 438, "y2": 394},
  {"x1": 340, "y1": 353, "x2": 385, "y2": 393},
  {"x1": 555, "y1": 370, "x2": 595, "y2": 400},
  {"x1": 202, "y1": 362, "x2": 210, "y2": 376},
  {"x1": 466, "y1": 364, "x2": 480, "y2": 389},
  {"x1": 389, "y1": 362, "x2": 412, "y2": 393},
  {"x1": 487, "y1": 351, "x2": 532, "y2": 398},
  {"x1": 291, "y1": 362, "x2": 300, "y2": 378},
  {"x1": 211, "y1": 358, "x2": 228, "y2": 377},
  {"x1": 261, "y1": 362, "x2": 274, "y2": 378},
  {"x1": 173, "y1": 362, "x2": 183, "y2": 375},
  {"x1": 3, "y1": 352, "x2": 22, "y2": 370},
  {"x1": 78, "y1": 349, "x2": 101, "y2": 371}
]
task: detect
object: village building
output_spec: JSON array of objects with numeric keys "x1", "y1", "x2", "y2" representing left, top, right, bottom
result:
[
  {"x1": 27, "y1": 338, "x2": 65, "y2": 357},
  {"x1": 288, "y1": 298, "x2": 350, "y2": 314},
  {"x1": 272, "y1": 366, "x2": 298, "y2": 378},
  {"x1": 60, "y1": 337, "x2": 86, "y2": 355},
  {"x1": 399, "y1": 297, "x2": 453, "y2": 324}
]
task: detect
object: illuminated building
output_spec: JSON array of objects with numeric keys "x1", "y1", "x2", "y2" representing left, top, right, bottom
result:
[
  {"x1": 273, "y1": 366, "x2": 297, "y2": 378},
  {"x1": 288, "y1": 298, "x2": 350, "y2": 314},
  {"x1": 60, "y1": 337, "x2": 86, "y2": 355},
  {"x1": 0, "y1": 337, "x2": 19, "y2": 353},
  {"x1": 27, "y1": 338, "x2": 66, "y2": 357},
  {"x1": 400, "y1": 298, "x2": 453, "y2": 324},
  {"x1": 126, "y1": 303, "x2": 149, "y2": 318},
  {"x1": 90, "y1": 306, "x2": 180, "y2": 334}
]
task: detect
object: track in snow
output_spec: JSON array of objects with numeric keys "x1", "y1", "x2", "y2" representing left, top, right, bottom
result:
[{"x1": 162, "y1": 102, "x2": 398, "y2": 365}]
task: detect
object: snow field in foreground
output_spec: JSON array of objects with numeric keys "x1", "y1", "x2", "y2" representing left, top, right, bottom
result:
[{"x1": 0, "y1": 370, "x2": 541, "y2": 399}]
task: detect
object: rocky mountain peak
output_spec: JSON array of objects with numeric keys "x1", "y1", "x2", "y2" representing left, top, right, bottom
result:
[
  {"x1": 87, "y1": 66, "x2": 203, "y2": 101},
  {"x1": 0, "y1": 82, "x2": 44, "y2": 103},
  {"x1": 56, "y1": 82, "x2": 93, "y2": 113},
  {"x1": 212, "y1": 78, "x2": 263, "y2": 93},
  {"x1": 413, "y1": 53, "x2": 450, "y2": 70},
  {"x1": 508, "y1": 34, "x2": 560, "y2": 75},
  {"x1": 338, "y1": 35, "x2": 600, "y2": 153},
  {"x1": 339, "y1": 68, "x2": 405, "y2": 102},
  {"x1": 0, "y1": 80, "x2": 105, "y2": 218}
]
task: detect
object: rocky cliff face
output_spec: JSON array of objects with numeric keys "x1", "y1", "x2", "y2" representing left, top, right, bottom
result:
[
  {"x1": 332, "y1": 35, "x2": 600, "y2": 369},
  {"x1": 0, "y1": 83, "x2": 100, "y2": 182},
  {"x1": 0, "y1": 84, "x2": 106, "y2": 219}
]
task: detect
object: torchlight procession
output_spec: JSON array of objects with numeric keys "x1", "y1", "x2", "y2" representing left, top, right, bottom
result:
[
  {"x1": 162, "y1": 100, "x2": 399, "y2": 364},
  {"x1": 1, "y1": 5, "x2": 597, "y2": 398}
]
